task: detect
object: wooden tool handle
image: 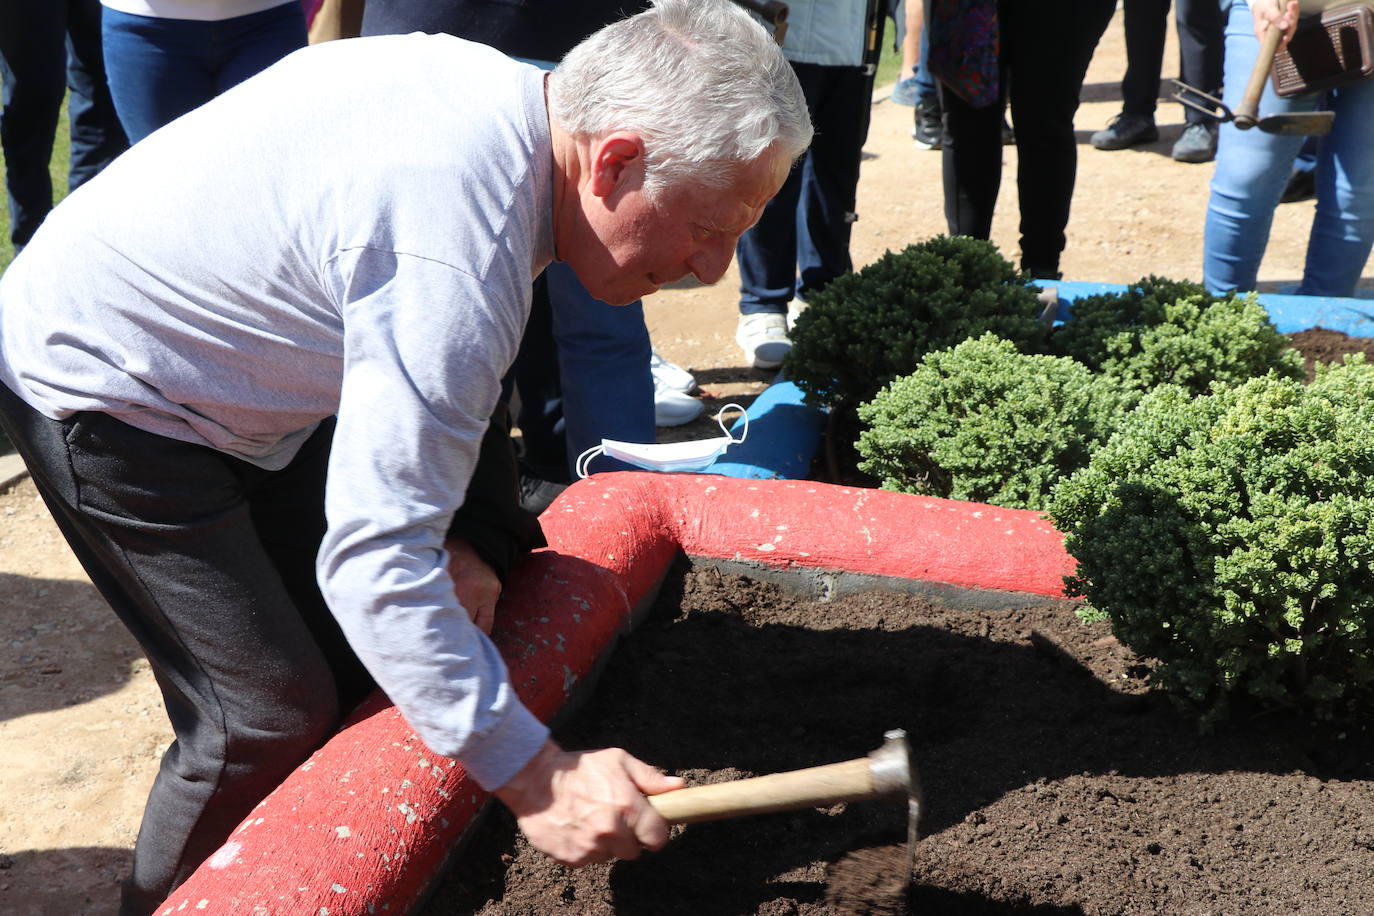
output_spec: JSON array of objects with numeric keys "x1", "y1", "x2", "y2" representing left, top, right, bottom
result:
[
  {"x1": 647, "y1": 758, "x2": 877, "y2": 824},
  {"x1": 1235, "y1": 22, "x2": 1285, "y2": 128}
]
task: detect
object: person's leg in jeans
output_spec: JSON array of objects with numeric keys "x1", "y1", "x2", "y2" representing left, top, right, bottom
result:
[
  {"x1": 737, "y1": 145, "x2": 804, "y2": 318},
  {"x1": 64, "y1": 0, "x2": 128, "y2": 189},
  {"x1": 0, "y1": 0, "x2": 67, "y2": 249},
  {"x1": 796, "y1": 64, "x2": 869, "y2": 304},
  {"x1": 0, "y1": 390, "x2": 361, "y2": 915},
  {"x1": 1300, "y1": 76, "x2": 1374, "y2": 297},
  {"x1": 102, "y1": 9, "x2": 218, "y2": 141},
  {"x1": 1003, "y1": 0, "x2": 1114, "y2": 277},
  {"x1": 1203, "y1": 0, "x2": 1306, "y2": 293},
  {"x1": 545, "y1": 262, "x2": 654, "y2": 472},
  {"x1": 102, "y1": 3, "x2": 304, "y2": 143},
  {"x1": 210, "y1": 2, "x2": 307, "y2": 94}
]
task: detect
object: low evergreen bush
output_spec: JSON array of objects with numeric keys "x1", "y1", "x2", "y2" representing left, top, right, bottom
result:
[
  {"x1": 1049, "y1": 357, "x2": 1374, "y2": 721},
  {"x1": 1050, "y1": 277, "x2": 1304, "y2": 397},
  {"x1": 856, "y1": 334, "x2": 1127, "y2": 510},
  {"x1": 785, "y1": 236, "x2": 1046, "y2": 410}
]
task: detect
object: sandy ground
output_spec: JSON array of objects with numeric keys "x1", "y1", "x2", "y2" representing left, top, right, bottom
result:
[{"x1": 1, "y1": 13, "x2": 1368, "y2": 915}]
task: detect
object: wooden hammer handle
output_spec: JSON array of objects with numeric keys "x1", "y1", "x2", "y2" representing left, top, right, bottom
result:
[
  {"x1": 1234, "y1": 22, "x2": 1284, "y2": 128},
  {"x1": 647, "y1": 758, "x2": 877, "y2": 824}
]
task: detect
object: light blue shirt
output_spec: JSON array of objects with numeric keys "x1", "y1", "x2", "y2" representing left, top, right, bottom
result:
[
  {"x1": 0, "y1": 34, "x2": 556, "y2": 791},
  {"x1": 779, "y1": 0, "x2": 870, "y2": 67}
]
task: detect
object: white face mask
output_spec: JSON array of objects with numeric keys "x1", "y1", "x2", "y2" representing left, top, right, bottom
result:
[{"x1": 575, "y1": 404, "x2": 749, "y2": 477}]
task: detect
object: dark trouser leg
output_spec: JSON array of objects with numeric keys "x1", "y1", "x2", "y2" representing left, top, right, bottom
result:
[
  {"x1": 1175, "y1": 0, "x2": 1225, "y2": 122},
  {"x1": 64, "y1": 0, "x2": 128, "y2": 189},
  {"x1": 506, "y1": 273, "x2": 569, "y2": 482},
  {"x1": 1120, "y1": 0, "x2": 1171, "y2": 117},
  {"x1": 0, "y1": 0, "x2": 67, "y2": 249},
  {"x1": 940, "y1": 79, "x2": 1005, "y2": 241},
  {"x1": 0, "y1": 387, "x2": 362, "y2": 915},
  {"x1": 795, "y1": 63, "x2": 870, "y2": 302},
  {"x1": 1004, "y1": 0, "x2": 1116, "y2": 276}
]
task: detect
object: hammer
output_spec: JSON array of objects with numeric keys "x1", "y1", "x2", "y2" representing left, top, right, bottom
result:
[{"x1": 648, "y1": 729, "x2": 923, "y2": 877}]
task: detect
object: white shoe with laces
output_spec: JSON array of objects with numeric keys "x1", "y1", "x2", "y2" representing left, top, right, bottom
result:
[
  {"x1": 649, "y1": 347, "x2": 696, "y2": 394},
  {"x1": 736, "y1": 312, "x2": 791, "y2": 369}
]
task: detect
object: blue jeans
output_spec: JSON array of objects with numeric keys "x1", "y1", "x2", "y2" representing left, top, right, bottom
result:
[
  {"x1": 737, "y1": 62, "x2": 871, "y2": 315},
  {"x1": 506, "y1": 263, "x2": 654, "y2": 479},
  {"x1": 1204, "y1": 0, "x2": 1374, "y2": 297},
  {"x1": 101, "y1": 1, "x2": 306, "y2": 143},
  {"x1": 0, "y1": 0, "x2": 126, "y2": 249}
]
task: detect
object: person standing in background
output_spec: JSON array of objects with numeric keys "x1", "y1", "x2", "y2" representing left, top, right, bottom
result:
[
  {"x1": 734, "y1": 0, "x2": 877, "y2": 369},
  {"x1": 930, "y1": 0, "x2": 1115, "y2": 280},
  {"x1": 1203, "y1": 0, "x2": 1374, "y2": 297},
  {"x1": 0, "y1": 0, "x2": 127, "y2": 252},
  {"x1": 99, "y1": 0, "x2": 307, "y2": 143},
  {"x1": 1089, "y1": 0, "x2": 1225, "y2": 163}
]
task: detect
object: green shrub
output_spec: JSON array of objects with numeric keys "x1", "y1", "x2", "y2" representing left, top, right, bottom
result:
[
  {"x1": 856, "y1": 334, "x2": 1128, "y2": 510},
  {"x1": 1049, "y1": 357, "x2": 1374, "y2": 721},
  {"x1": 1050, "y1": 277, "x2": 1304, "y2": 397},
  {"x1": 784, "y1": 236, "x2": 1047, "y2": 409}
]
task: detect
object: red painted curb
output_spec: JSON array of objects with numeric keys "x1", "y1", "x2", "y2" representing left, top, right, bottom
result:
[{"x1": 158, "y1": 474, "x2": 1074, "y2": 914}]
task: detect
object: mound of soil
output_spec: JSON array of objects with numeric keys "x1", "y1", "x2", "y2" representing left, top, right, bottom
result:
[
  {"x1": 421, "y1": 563, "x2": 1373, "y2": 915},
  {"x1": 1288, "y1": 326, "x2": 1374, "y2": 380}
]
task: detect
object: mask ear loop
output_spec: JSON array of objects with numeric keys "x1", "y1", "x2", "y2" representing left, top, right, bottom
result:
[
  {"x1": 716, "y1": 403, "x2": 749, "y2": 445},
  {"x1": 574, "y1": 443, "x2": 605, "y2": 480}
]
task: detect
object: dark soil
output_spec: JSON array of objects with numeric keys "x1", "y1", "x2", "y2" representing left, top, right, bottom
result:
[
  {"x1": 1287, "y1": 326, "x2": 1374, "y2": 381},
  {"x1": 422, "y1": 563, "x2": 1374, "y2": 916}
]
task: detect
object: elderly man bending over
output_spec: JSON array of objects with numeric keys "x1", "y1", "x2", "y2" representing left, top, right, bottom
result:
[{"x1": 0, "y1": 1, "x2": 812, "y2": 911}]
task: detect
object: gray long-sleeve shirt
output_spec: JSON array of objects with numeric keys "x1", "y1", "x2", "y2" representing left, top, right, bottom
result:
[{"x1": 0, "y1": 34, "x2": 555, "y2": 789}]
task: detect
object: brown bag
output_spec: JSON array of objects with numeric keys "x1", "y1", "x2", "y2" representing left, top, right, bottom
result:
[{"x1": 1272, "y1": 2, "x2": 1374, "y2": 97}]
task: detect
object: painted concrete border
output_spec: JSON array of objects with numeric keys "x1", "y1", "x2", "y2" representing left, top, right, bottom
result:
[{"x1": 156, "y1": 472, "x2": 1074, "y2": 915}]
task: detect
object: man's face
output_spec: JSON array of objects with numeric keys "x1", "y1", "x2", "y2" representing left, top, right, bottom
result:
[{"x1": 564, "y1": 145, "x2": 791, "y2": 306}]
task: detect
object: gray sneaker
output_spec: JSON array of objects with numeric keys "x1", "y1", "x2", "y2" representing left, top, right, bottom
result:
[
  {"x1": 1171, "y1": 121, "x2": 1218, "y2": 164},
  {"x1": 1090, "y1": 113, "x2": 1159, "y2": 151}
]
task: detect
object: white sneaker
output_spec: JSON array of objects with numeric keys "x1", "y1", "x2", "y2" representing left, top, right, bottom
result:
[
  {"x1": 649, "y1": 347, "x2": 696, "y2": 394},
  {"x1": 736, "y1": 312, "x2": 791, "y2": 369},
  {"x1": 654, "y1": 382, "x2": 705, "y2": 427}
]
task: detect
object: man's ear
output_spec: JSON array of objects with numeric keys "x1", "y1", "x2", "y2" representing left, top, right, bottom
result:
[{"x1": 588, "y1": 131, "x2": 646, "y2": 199}]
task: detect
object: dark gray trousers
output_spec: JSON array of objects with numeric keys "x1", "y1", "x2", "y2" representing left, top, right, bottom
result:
[{"x1": 0, "y1": 384, "x2": 373, "y2": 915}]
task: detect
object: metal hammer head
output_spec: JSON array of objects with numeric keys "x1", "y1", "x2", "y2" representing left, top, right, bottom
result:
[
  {"x1": 868, "y1": 729, "x2": 922, "y2": 810},
  {"x1": 870, "y1": 729, "x2": 924, "y2": 882}
]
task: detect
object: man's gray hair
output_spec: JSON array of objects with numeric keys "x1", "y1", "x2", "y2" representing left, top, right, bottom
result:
[{"x1": 548, "y1": 0, "x2": 813, "y2": 198}]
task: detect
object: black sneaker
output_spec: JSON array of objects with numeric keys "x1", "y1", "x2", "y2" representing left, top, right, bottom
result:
[
  {"x1": 519, "y1": 474, "x2": 568, "y2": 515},
  {"x1": 1280, "y1": 168, "x2": 1316, "y2": 204},
  {"x1": 1170, "y1": 121, "x2": 1217, "y2": 163},
  {"x1": 1090, "y1": 112, "x2": 1159, "y2": 151},
  {"x1": 912, "y1": 101, "x2": 943, "y2": 150}
]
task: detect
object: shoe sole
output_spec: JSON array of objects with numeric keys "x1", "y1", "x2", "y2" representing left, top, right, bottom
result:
[
  {"x1": 655, "y1": 404, "x2": 705, "y2": 427},
  {"x1": 742, "y1": 340, "x2": 790, "y2": 370},
  {"x1": 1091, "y1": 131, "x2": 1160, "y2": 151},
  {"x1": 1171, "y1": 150, "x2": 1215, "y2": 164}
]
